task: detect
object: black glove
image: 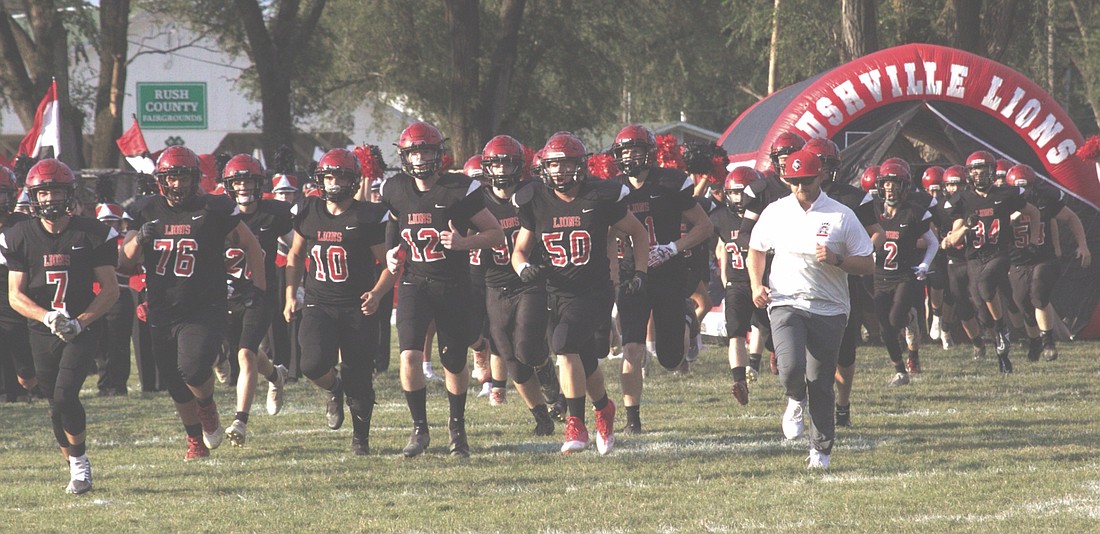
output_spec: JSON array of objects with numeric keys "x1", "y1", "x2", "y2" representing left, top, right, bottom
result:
[
  {"x1": 519, "y1": 263, "x2": 543, "y2": 284},
  {"x1": 136, "y1": 221, "x2": 159, "y2": 246},
  {"x1": 964, "y1": 214, "x2": 980, "y2": 229},
  {"x1": 620, "y1": 271, "x2": 648, "y2": 297}
]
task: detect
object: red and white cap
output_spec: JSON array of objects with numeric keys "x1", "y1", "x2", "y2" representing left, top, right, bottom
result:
[
  {"x1": 95, "y1": 203, "x2": 124, "y2": 221},
  {"x1": 271, "y1": 173, "x2": 299, "y2": 193}
]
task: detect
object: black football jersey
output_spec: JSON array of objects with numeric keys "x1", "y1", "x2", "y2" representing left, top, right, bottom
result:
[
  {"x1": 225, "y1": 198, "x2": 293, "y2": 301},
  {"x1": 0, "y1": 216, "x2": 118, "y2": 332},
  {"x1": 823, "y1": 180, "x2": 877, "y2": 228},
  {"x1": 515, "y1": 179, "x2": 629, "y2": 294},
  {"x1": 293, "y1": 196, "x2": 387, "y2": 307},
  {"x1": 473, "y1": 186, "x2": 528, "y2": 288},
  {"x1": 873, "y1": 200, "x2": 931, "y2": 280},
  {"x1": 1010, "y1": 185, "x2": 1064, "y2": 265},
  {"x1": 380, "y1": 171, "x2": 485, "y2": 283},
  {"x1": 710, "y1": 206, "x2": 750, "y2": 285},
  {"x1": 0, "y1": 212, "x2": 33, "y2": 322},
  {"x1": 944, "y1": 185, "x2": 1027, "y2": 261},
  {"x1": 613, "y1": 167, "x2": 695, "y2": 274},
  {"x1": 127, "y1": 193, "x2": 241, "y2": 324},
  {"x1": 929, "y1": 193, "x2": 965, "y2": 260},
  {"x1": 740, "y1": 173, "x2": 790, "y2": 231}
]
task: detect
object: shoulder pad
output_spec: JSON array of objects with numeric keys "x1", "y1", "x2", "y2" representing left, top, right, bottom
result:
[{"x1": 511, "y1": 180, "x2": 539, "y2": 207}]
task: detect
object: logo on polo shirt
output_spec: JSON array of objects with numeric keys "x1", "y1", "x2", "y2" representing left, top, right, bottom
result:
[{"x1": 816, "y1": 222, "x2": 831, "y2": 237}]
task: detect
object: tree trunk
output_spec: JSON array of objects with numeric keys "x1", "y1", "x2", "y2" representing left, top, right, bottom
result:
[
  {"x1": 477, "y1": 0, "x2": 525, "y2": 143},
  {"x1": 768, "y1": 0, "x2": 780, "y2": 94},
  {"x1": 90, "y1": 0, "x2": 130, "y2": 169},
  {"x1": 840, "y1": 0, "x2": 878, "y2": 62},
  {"x1": 982, "y1": 0, "x2": 1019, "y2": 61},
  {"x1": 953, "y1": 0, "x2": 985, "y2": 56},
  {"x1": 260, "y1": 74, "x2": 295, "y2": 165},
  {"x1": 444, "y1": 0, "x2": 480, "y2": 162},
  {"x1": 1068, "y1": 0, "x2": 1100, "y2": 133}
]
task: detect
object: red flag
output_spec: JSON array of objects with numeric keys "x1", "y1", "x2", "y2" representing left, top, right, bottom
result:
[
  {"x1": 17, "y1": 80, "x2": 61, "y2": 158},
  {"x1": 116, "y1": 116, "x2": 154, "y2": 173}
]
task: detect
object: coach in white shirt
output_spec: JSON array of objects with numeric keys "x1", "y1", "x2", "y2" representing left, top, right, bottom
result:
[{"x1": 747, "y1": 149, "x2": 873, "y2": 469}]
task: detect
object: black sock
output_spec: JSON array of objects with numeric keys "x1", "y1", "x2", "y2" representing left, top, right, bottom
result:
[
  {"x1": 592, "y1": 393, "x2": 609, "y2": 411},
  {"x1": 1040, "y1": 330, "x2": 1054, "y2": 347},
  {"x1": 835, "y1": 403, "x2": 850, "y2": 416},
  {"x1": 447, "y1": 391, "x2": 467, "y2": 421},
  {"x1": 405, "y1": 387, "x2": 428, "y2": 425},
  {"x1": 235, "y1": 411, "x2": 249, "y2": 424},
  {"x1": 267, "y1": 369, "x2": 279, "y2": 383},
  {"x1": 626, "y1": 405, "x2": 641, "y2": 427},
  {"x1": 566, "y1": 397, "x2": 586, "y2": 422},
  {"x1": 184, "y1": 423, "x2": 203, "y2": 439},
  {"x1": 327, "y1": 376, "x2": 342, "y2": 394},
  {"x1": 491, "y1": 379, "x2": 506, "y2": 389},
  {"x1": 748, "y1": 353, "x2": 761, "y2": 367},
  {"x1": 731, "y1": 367, "x2": 746, "y2": 381},
  {"x1": 974, "y1": 337, "x2": 985, "y2": 348},
  {"x1": 69, "y1": 441, "x2": 86, "y2": 458},
  {"x1": 908, "y1": 349, "x2": 919, "y2": 362},
  {"x1": 993, "y1": 318, "x2": 1005, "y2": 331},
  {"x1": 894, "y1": 361, "x2": 907, "y2": 373},
  {"x1": 931, "y1": 308, "x2": 941, "y2": 317},
  {"x1": 195, "y1": 396, "x2": 214, "y2": 408},
  {"x1": 530, "y1": 404, "x2": 548, "y2": 419}
]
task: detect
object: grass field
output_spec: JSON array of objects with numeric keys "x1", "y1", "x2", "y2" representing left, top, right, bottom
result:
[{"x1": 2, "y1": 335, "x2": 1099, "y2": 532}]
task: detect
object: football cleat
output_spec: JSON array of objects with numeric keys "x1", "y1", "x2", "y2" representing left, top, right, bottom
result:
[
  {"x1": 66, "y1": 454, "x2": 92, "y2": 495},
  {"x1": 972, "y1": 342, "x2": 986, "y2": 360},
  {"x1": 213, "y1": 356, "x2": 231, "y2": 384},
  {"x1": 561, "y1": 416, "x2": 590, "y2": 455},
  {"x1": 941, "y1": 330, "x2": 955, "y2": 350},
  {"x1": 998, "y1": 354, "x2": 1014, "y2": 374},
  {"x1": 476, "y1": 381, "x2": 492, "y2": 398},
  {"x1": 594, "y1": 400, "x2": 616, "y2": 455},
  {"x1": 196, "y1": 401, "x2": 223, "y2": 450},
  {"x1": 326, "y1": 387, "x2": 345, "y2": 430},
  {"x1": 905, "y1": 355, "x2": 922, "y2": 375},
  {"x1": 351, "y1": 435, "x2": 369, "y2": 456},
  {"x1": 225, "y1": 419, "x2": 247, "y2": 447},
  {"x1": 995, "y1": 328, "x2": 1010, "y2": 358},
  {"x1": 1027, "y1": 338, "x2": 1043, "y2": 362},
  {"x1": 184, "y1": 435, "x2": 209, "y2": 461},
  {"x1": 888, "y1": 372, "x2": 910, "y2": 387},
  {"x1": 929, "y1": 315, "x2": 941, "y2": 341},
  {"x1": 806, "y1": 449, "x2": 830, "y2": 469},
  {"x1": 267, "y1": 364, "x2": 288, "y2": 415},
  {"x1": 835, "y1": 405, "x2": 851, "y2": 428},
  {"x1": 533, "y1": 409, "x2": 555, "y2": 436},
  {"x1": 448, "y1": 420, "x2": 470, "y2": 458},
  {"x1": 1043, "y1": 344, "x2": 1058, "y2": 362},
  {"x1": 731, "y1": 378, "x2": 749, "y2": 406},
  {"x1": 403, "y1": 428, "x2": 430, "y2": 458},
  {"x1": 489, "y1": 387, "x2": 506, "y2": 406},
  {"x1": 782, "y1": 398, "x2": 804, "y2": 439}
]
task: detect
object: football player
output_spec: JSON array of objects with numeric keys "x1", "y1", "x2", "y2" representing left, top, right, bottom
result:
[
  {"x1": 381, "y1": 121, "x2": 504, "y2": 458},
  {"x1": 0, "y1": 166, "x2": 34, "y2": 403},
  {"x1": 609, "y1": 125, "x2": 713, "y2": 434},
  {"x1": 92, "y1": 203, "x2": 133, "y2": 397},
  {"x1": 284, "y1": 148, "x2": 393, "y2": 455},
  {"x1": 512, "y1": 131, "x2": 650, "y2": 455},
  {"x1": 220, "y1": 154, "x2": 292, "y2": 447},
  {"x1": 2, "y1": 159, "x2": 120, "y2": 494},
  {"x1": 119, "y1": 146, "x2": 266, "y2": 460}
]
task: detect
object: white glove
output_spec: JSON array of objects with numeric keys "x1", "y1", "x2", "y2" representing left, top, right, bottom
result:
[
  {"x1": 386, "y1": 246, "x2": 405, "y2": 274},
  {"x1": 55, "y1": 317, "x2": 82, "y2": 343},
  {"x1": 648, "y1": 242, "x2": 678, "y2": 268},
  {"x1": 42, "y1": 310, "x2": 69, "y2": 334},
  {"x1": 912, "y1": 262, "x2": 929, "y2": 281}
]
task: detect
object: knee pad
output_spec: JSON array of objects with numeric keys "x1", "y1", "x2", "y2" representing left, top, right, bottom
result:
[
  {"x1": 300, "y1": 359, "x2": 332, "y2": 382},
  {"x1": 509, "y1": 360, "x2": 534, "y2": 385},
  {"x1": 439, "y1": 344, "x2": 467, "y2": 375},
  {"x1": 347, "y1": 391, "x2": 376, "y2": 419}
]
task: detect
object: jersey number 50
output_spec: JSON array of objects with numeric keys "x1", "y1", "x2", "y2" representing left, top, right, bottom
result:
[{"x1": 542, "y1": 230, "x2": 592, "y2": 267}]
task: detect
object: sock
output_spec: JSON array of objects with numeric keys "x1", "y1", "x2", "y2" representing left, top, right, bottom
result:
[
  {"x1": 592, "y1": 393, "x2": 609, "y2": 411},
  {"x1": 69, "y1": 441, "x2": 86, "y2": 458},
  {"x1": 931, "y1": 308, "x2": 941, "y2": 317},
  {"x1": 626, "y1": 405, "x2": 641, "y2": 427},
  {"x1": 491, "y1": 379, "x2": 506, "y2": 389},
  {"x1": 748, "y1": 354, "x2": 761, "y2": 370},
  {"x1": 1040, "y1": 330, "x2": 1054, "y2": 347},
  {"x1": 908, "y1": 349, "x2": 919, "y2": 362},
  {"x1": 993, "y1": 318, "x2": 1005, "y2": 332},
  {"x1": 894, "y1": 361, "x2": 907, "y2": 373},
  {"x1": 974, "y1": 337, "x2": 985, "y2": 348},
  {"x1": 530, "y1": 404, "x2": 549, "y2": 419},
  {"x1": 422, "y1": 361, "x2": 433, "y2": 374},
  {"x1": 327, "y1": 376, "x2": 342, "y2": 394},
  {"x1": 447, "y1": 391, "x2": 467, "y2": 421},
  {"x1": 195, "y1": 396, "x2": 214, "y2": 408},
  {"x1": 184, "y1": 423, "x2": 203, "y2": 439},
  {"x1": 266, "y1": 369, "x2": 279, "y2": 383},
  {"x1": 566, "y1": 397, "x2": 586, "y2": 422},
  {"x1": 235, "y1": 411, "x2": 249, "y2": 424},
  {"x1": 836, "y1": 403, "x2": 850, "y2": 415},
  {"x1": 646, "y1": 341, "x2": 656, "y2": 354},
  {"x1": 731, "y1": 367, "x2": 746, "y2": 381},
  {"x1": 405, "y1": 387, "x2": 428, "y2": 427}
]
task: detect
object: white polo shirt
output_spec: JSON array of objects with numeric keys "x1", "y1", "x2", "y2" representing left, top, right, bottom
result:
[{"x1": 748, "y1": 190, "x2": 873, "y2": 316}]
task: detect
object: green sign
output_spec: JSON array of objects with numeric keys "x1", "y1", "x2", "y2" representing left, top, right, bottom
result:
[{"x1": 137, "y1": 82, "x2": 207, "y2": 129}]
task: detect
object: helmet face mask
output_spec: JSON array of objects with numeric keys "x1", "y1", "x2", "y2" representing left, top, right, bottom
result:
[
  {"x1": 0, "y1": 167, "x2": 16, "y2": 216},
  {"x1": 313, "y1": 148, "x2": 362, "y2": 203},
  {"x1": 222, "y1": 154, "x2": 266, "y2": 206},
  {"x1": 481, "y1": 135, "x2": 524, "y2": 190},
  {"x1": 25, "y1": 159, "x2": 77, "y2": 221},
  {"x1": 540, "y1": 132, "x2": 587, "y2": 192},
  {"x1": 966, "y1": 151, "x2": 996, "y2": 192},
  {"x1": 723, "y1": 167, "x2": 759, "y2": 215},
  {"x1": 155, "y1": 146, "x2": 202, "y2": 205},
  {"x1": 397, "y1": 122, "x2": 446, "y2": 180},
  {"x1": 610, "y1": 125, "x2": 656, "y2": 177}
]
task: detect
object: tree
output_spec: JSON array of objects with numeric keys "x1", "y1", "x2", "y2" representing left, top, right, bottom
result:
[
  {"x1": 0, "y1": 1, "x2": 90, "y2": 167},
  {"x1": 89, "y1": 0, "x2": 130, "y2": 168},
  {"x1": 840, "y1": 0, "x2": 879, "y2": 62}
]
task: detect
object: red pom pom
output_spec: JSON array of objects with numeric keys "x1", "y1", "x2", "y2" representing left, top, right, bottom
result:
[
  {"x1": 655, "y1": 134, "x2": 685, "y2": 170},
  {"x1": 441, "y1": 153, "x2": 455, "y2": 172},
  {"x1": 353, "y1": 144, "x2": 386, "y2": 182},
  {"x1": 709, "y1": 155, "x2": 728, "y2": 185},
  {"x1": 587, "y1": 152, "x2": 617, "y2": 180},
  {"x1": 522, "y1": 145, "x2": 536, "y2": 181},
  {"x1": 1076, "y1": 135, "x2": 1100, "y2": 161}
]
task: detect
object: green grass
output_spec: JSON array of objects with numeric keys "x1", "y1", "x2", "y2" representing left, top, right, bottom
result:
[{"x1": 2, "y1": 336, "x2": 1100, "y2": 532}]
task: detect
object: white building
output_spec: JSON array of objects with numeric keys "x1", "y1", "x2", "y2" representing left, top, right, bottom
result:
[{"x1": 0, "y1": 7, "x2": 415, "y2": 168}]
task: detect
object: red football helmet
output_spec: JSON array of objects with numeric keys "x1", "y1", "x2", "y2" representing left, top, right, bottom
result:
[
  {"x1": 921, "y1": 166, "x2": 945, "y2": 192},
  {"x1": 0, "y1": 166, "x2": 16, "y2": 214},
  {"x1": 313, "y1": 148, "x2": 361, "y2": 202},
  {"x1": 723, "y1": 167, "x2": 760, "y2": 214},
  {"x1": 397, "y1": 121, "x2": 446, "y2": 180},
  {"x1": 995, "y1": 159, "x2": 1012, "y2": 180},
  {"x1": 965, "y1": 150, "x2": 996, "y2": 191},
  {"x1": 25, "y1": 159, "x2": 77, "y2": 220},
  {"x1": 540, "y1": 132, "x2": 588, "y2": 192},
  {"x1": 943, "y1": 164, "x2": 967, "y2": 188},
  {"x1": 768, "y1": 132, "x2": 806, "y2": 173},
  {"x1": 481, "y1": 135, "x2": 525, "y2": 189},
  {"x1": 610, "y1": 124, "x2": 657, "y2": 177},
  {"x1": 804, "y1": 137, "x2": 841, "y2": 180},
  {"x1": 463, "y1": 155, "x2": 484, "y2": 180},
  {"x1": 95, "y1": 203, "x2": 124, "y2": 222},
  {"x1": 877, "y1": 161, "x2": 911, "y2": 206},
  {"x1": 881, "y1": 157, "x2": 910, "y2": 176},
  {"x1": 221, "y1": 154, "x2": 265, "y2": 206},
  {"x1": 860, "y1": 166, "x2": 879, "y2": 194},
  {"x1": 1006, "y1": 164, "x2": 1038, "y2": 188},
  {"x1": 782, "y1": 149, "x2": 822, "y2": 180},
  {"x1": 155, "y1": 146, "x2": 202, "y2": 204}
]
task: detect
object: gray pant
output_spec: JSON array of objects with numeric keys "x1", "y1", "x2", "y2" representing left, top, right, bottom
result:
[{"x1": 769, "y1": 306, "x2": 847, "y2": 455}]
